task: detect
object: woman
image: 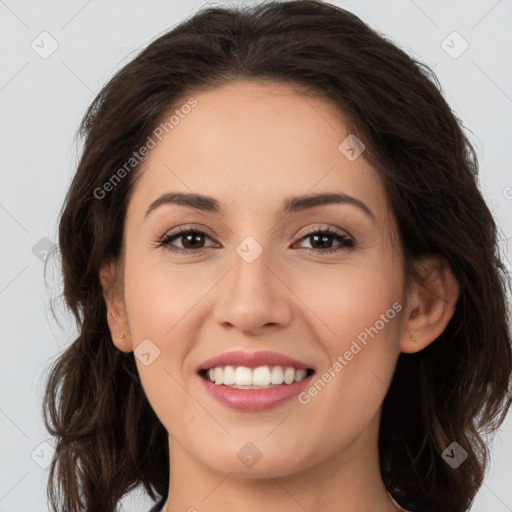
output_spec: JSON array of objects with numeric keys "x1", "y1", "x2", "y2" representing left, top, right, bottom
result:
[{"x1": 42, "y1": 1, "x2": 512, "y2": 511}]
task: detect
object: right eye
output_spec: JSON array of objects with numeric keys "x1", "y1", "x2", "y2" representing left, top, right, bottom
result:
[{"x1": 156, "y1": 227, "x2": 218, "y2": 253}]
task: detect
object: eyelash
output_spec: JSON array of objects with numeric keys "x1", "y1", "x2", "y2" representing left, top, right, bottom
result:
[{"x1": 155, "y1": 225, "x2": 355, "y2": 255}]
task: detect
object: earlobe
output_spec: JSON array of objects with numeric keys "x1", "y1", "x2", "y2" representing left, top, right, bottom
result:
[
  {"x1": 99, "y1": 261, "x2": 132, "y2": 353},
  {"x1": 400, "y1": 257, "x2": 459, "y2": 354}
]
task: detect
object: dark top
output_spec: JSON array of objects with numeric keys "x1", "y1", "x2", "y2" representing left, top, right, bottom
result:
[{"x1": 148, "y1": 494, "x2": 167, "y2": 512}]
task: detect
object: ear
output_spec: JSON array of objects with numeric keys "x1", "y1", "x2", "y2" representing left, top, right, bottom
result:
[
  {"x1": 400, "y1": 256, "x2": 459, "y2": 354},
  {"x1": 99, "y1": 260, "x2": 133, "y2": 353}
]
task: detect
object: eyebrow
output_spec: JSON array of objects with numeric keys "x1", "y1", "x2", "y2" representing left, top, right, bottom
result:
[{"x1": 144, "y1": 191, "x2": 376, "y2": 223}]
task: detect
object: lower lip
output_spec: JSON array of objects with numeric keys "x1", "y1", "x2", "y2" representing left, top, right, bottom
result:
[{"x1": 198, "y1": 373, "x2": 314, "y2": 411}]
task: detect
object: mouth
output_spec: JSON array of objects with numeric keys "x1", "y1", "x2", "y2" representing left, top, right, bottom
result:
[
  {"x1": 196, "y1": 350, "x2": 316, "y2": 410},
  {"x1": 198, "y1": 365, "x2": 316, "y2": 389}
]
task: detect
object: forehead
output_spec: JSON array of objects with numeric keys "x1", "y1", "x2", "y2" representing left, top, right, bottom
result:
[{"x1": 127, "y1": 80, "x2": 389, "y2": 224}]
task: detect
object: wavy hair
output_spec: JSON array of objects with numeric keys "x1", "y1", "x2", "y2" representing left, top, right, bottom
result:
[{"x1": 42, "y1": 1, "x2": 512, "y2": 511}]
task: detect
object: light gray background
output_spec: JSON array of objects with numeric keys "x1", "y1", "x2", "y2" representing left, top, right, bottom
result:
[{"x1": 1, "y1": 0, "x2": 511, "y2": 511}]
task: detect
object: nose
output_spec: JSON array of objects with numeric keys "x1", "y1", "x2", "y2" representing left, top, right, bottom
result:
[{"x1": 212, "y1": 245, "x2": 293, "y2": 336}]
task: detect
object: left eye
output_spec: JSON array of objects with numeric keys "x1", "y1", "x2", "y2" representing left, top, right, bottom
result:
[
  {"x1": 294, "y1": 228, "x2": 355, "y2": 253},
  {"x1": 156, "y1": 227, "x2": 354, "y2": 254}
]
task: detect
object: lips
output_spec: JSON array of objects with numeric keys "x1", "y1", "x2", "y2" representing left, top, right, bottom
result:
[
  {"x1": 196, "y1": 350, "x2": 316, "y2": 411},
  {"x1": 197, "y1": 350, "x2": 315, "y2": 372}
]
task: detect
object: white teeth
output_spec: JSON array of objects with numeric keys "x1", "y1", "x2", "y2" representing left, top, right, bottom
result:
[
  {"x1": 253, "y1": 366, "x2": 271, "y2": 386},
  {"x1": 294, "y1": 369, "x2": 307, "y2": 382},
  {"x1": 204, "y1": 365, "x2": 310, "y2": 387},
  {"x1": 222, "y1": 365, "x2": 236, "y2": 385},
  {"x1": 270, "y1": 366, "x2": 284, "y2": 384},
  {"x1": 283, "y1": 367, "x2": 295, "y2": 384},
  {"x1": 234, "y1": 366, "x2": 252, "y2": 385}
]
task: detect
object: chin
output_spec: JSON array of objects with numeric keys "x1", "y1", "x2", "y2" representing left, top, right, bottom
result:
[{"x1": 198, "y1": 443, "x2": 309, "y2": 479}]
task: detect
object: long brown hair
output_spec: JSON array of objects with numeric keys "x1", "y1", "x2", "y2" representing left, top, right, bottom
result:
[{"x1": 42, "y1": 1, "x2": 512, "y2": 511}]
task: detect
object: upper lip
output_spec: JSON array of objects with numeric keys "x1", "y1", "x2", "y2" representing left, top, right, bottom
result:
[{"x1": 197, "y1": 350, "x2": 315, "y2": 372}]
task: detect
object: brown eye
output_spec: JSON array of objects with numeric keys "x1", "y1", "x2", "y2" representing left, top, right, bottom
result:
[
  {"x1": 158, "y1": 228, "x2": 217, "y2": 253},
  {"x1": 295, "y1": 228, "x2": 354, "y2": 254},
  {"x1": 156, "y1": 226, "x2": 355, "y2": 255}
]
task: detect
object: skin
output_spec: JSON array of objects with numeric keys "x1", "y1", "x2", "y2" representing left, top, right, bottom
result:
[{"x1": 101, "y1": 80, "x2": 459, "y2": 512}]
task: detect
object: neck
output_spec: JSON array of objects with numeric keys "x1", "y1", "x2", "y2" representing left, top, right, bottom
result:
[{"x1": 162, "y1": 413, "x2": 401, "y2": 512}]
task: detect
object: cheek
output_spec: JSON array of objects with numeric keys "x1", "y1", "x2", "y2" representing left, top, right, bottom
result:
[
  {"x1": 293, "y1": 256, "x2": 402, "y2": 345},
  {"x1": 296, "y1": 256, "x2": 403, "y2": 415},
  {"x1": 122, "y1": 259, "x2": 203, "y2": 431},
  {"x1": 123, "y1": 253, "x2": 209, "y2": 341},
  {"x1": 121, "y1": 253, "x2": 203, "y2": 401},
  {"x1": 330, "y1": 277, "x2": 402, "y2": 349}
]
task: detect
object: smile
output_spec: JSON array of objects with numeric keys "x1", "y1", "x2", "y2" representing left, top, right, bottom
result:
[
  {"x1": 196, "y1": 350, "x2": 316, "y2": 411},
  {"x1": 199, "y1": 365, "x2": 314, "y2": 388}
]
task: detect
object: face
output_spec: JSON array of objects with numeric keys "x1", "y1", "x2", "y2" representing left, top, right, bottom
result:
[{"x1": 106, "y1": 80, "x2": 409, "y2": 479}]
